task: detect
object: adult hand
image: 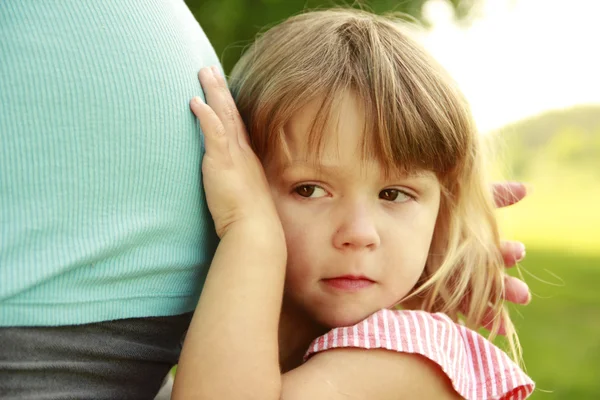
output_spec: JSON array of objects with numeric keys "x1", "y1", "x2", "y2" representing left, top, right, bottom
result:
[
  {"x1": 494, "y1": 182, "x2": 530, "y2": 303},
  {"x1": 482, "y1": 182, "x2": 531, "y2": 333},
  {"x1": 190, "y1": 66, "x2": 282, "y2": 239}
]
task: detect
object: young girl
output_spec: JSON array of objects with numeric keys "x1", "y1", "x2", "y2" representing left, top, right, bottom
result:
[{"x1": 173, "y1": 9, "x2": 534, "y2": 400}]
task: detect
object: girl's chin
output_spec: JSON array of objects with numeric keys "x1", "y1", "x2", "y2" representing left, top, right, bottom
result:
[
  {"x1": 282, "y1": 294, "x2": 385, "y2": 330},
  {"x1": 313, "y1": 308, "x2": 376, "y2": 329}
]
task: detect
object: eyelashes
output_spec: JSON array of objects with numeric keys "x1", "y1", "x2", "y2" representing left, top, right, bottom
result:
[
  {"x1": 292, "y1": 184, "x2": 416, "y2": 203},
  {"x1": 378, "y1": 188, "x2": 415, "y2": 203},
  {"x1": 294, "y1": 184, "x2": 328, "y2": 198}
]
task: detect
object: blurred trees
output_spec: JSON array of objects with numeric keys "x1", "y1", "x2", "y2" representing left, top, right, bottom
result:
[
  {"x1": 187, "y1": 0, "x2": 475, "y2": 73},
  {"x1": 496, "y1": 105, "x2": 600, "y2": 180}
]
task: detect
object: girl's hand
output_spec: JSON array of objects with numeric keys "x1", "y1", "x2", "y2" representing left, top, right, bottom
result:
[{"x1": 190, "y1": 66, "x2": 282, "y2": 239}]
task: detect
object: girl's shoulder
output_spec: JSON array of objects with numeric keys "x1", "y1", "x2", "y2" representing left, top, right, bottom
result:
[{"x1": 304, "y1": 309, "x2": 534, "y2": 400}]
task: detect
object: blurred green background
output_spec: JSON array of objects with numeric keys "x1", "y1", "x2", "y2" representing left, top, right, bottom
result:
[{"x1": 187, "y1": 1, "x2": 600, "y2": 398}]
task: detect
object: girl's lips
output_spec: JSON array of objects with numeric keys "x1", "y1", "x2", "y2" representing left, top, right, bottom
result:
[{"x1": 322, "y1": 277, "x2": 374, "y2": 291}]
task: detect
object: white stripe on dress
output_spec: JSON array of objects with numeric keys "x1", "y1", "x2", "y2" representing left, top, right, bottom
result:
[
  {"x1": 342, "y1": 326, "x2": 348, "y2": 347},
  {"x1": 494, "y1": 342, "x2": 508, "y2": 395},
  {"x1": 483, "y1": 332, "x2": 499, "y2": 396},
  {"x1": 471, "y1": 328, "x2": 487, "y2": 397},
  {"x1": 430, "y1": 314, "x2": 440, "y2": 366},
  {"x1": 461, "y1": 328, "x2": 478, "y2": 399},
  {"x1": 392, "y1": 311, "x2": 402, "y2": 351},
  {"x1": 332, "y1": 327, "x2": 338, "y2": 348},
  {"x1": 410, "y1": 311, "x2": 425, "y2": 355},
  {"x1": 363, "y1": 319, "x2": 370, "y2": 349},
  {"x1": 373, "y1": 311, "x2": 380, "y2": 348},
  {"x1": 383, "y1": 309, "x2": 391, "y2": 349},
  {"x1": 399, "y1": 311, "x2": 414, "y2": 353},
  {"x1": 421, "y1": 313, "x2": 434, "y2": 365}
]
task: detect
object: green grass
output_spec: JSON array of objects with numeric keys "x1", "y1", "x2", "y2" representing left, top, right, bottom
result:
[
  {"x1": 495, "y1": 172, "x2": 600, "y2": 255},
  {"x1": 507, "y1": 249, "x2": 600, "y2": 399}
]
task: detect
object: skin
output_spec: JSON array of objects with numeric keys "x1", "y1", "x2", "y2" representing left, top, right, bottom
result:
[
  {"x1": 269, "y1": 94, "x2": 441, "y2": 329},
  {"x1": 172, "y1": 67, "x2": 530, "y2": 400},
  {"x1": 271, "y1": 95, "x2": 446, "y2": 372}
]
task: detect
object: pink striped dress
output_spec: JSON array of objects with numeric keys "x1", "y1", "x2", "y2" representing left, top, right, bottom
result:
[{"x1": 304, "y1": 309, "x2": 534, "y2": 400}]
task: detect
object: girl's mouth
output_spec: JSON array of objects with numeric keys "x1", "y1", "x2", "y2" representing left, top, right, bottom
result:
[{"x1": 322, "y1": 275, "x2": 375, "y2": 291}]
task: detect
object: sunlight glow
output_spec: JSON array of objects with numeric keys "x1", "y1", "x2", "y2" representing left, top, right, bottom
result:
[{"x1": 420, "y1": 0, "x2": 600, "y2": 133}]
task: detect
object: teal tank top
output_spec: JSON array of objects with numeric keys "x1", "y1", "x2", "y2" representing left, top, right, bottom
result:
[{"x1": 0, "y1": 0, "x2": 220, "y2": 325}]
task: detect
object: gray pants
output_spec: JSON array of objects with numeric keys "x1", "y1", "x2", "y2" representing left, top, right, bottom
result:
[{"x1": 0, "y1": 313, "x2": 193, "y2": 399}]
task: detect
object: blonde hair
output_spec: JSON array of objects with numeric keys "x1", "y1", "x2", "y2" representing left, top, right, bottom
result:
[{"x1": 229, "y1": 8, "x2": 521, "y2": 362}]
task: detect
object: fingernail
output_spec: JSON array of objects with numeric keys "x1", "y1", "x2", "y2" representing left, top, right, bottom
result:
[
  {"x1": 192, "y1": 96, "x2": 204, "y2": 105},
  {"x1": 524, "y1": 183, "x2": 534, "y2": 195},
  {"x1": 515, "y1": 243, "x2": 526, "y2": 262},
  {"x1": 516, "y1": 279, "x2": 531, "y2": 304},
  {"x1": 520, "y1": 282, "x2": 532, "y2": 305},
  {"x1": 210, "y1": 65, "x2": 220, "y2": 77},
  {"x1": 198, "y1": 68, "x2": 211, "y2": 82}
]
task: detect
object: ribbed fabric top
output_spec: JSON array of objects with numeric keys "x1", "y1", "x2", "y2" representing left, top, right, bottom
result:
[
  {"x1": 305, "y1": 309, "x2": 535, "y2": 400},
  {"x1": 0, "y1": 0, "x2": 220, "y2": 326}
]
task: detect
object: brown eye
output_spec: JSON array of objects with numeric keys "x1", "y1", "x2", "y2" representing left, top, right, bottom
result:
[
  {"x1": 294, "y1": 185, "x2": 327, "y2": 198},
  {"x1": 379, "y1": 189, "x2": 398, "y2": 201},
  {"x1": 295, "y1": 185, "x2": 315, "y2": 197},
  {"x1": 379, "y1": 189, "x2": 411, "y2": 202}
]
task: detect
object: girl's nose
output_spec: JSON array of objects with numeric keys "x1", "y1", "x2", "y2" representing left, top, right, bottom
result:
[{"x1": 332, "y1": 202, "x2": 381, "y2": 250}]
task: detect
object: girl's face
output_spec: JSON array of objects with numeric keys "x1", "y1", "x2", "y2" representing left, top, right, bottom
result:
[{"x1": 265, "y1": 93, "x2": 441, "y2": 328}]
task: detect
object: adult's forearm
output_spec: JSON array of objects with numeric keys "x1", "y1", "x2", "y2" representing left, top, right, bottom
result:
[{"x1": 173, "y1": 221, "x2": 286, "y2": 400}]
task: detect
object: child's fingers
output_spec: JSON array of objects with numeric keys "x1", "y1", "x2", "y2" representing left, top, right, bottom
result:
[
  {"x1": 209, "y1": 66, "x2": 252, "y2": 148},
  {"x1": 504, "y1": 275, "x2": 531, "y2": 305},
  {"x1": 190, "y1": 96, "x2": 229, "y2": 161},
  {"x1": 198, "y1": 68, "x2": 237, "y2": 139},
  {"x1": 200, "y1": 67, "x2": 250, "y2": 149},
  {"x1": 500, "y1": 240, "x2": 526, "y2": 268},
  {"x1": 492, "y1": 182, "x2": 528, "y2": 208}
]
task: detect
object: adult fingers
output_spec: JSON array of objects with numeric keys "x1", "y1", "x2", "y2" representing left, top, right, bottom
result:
[
  {"x1": 481, "y1": 275, "x2": 531, "y2": 334},
  {"x1": 500, "y1": 240, "x2": 526, "y2": 267},
  {"x1": 504, "y1": 275, "x2": 531, "y2": 305},
  {"x1": 457, "y1": 239, "x2": 527, "y2": 333},
  {"x1": 492, "y1": 182, "x2": 528, "y2": 208}
]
